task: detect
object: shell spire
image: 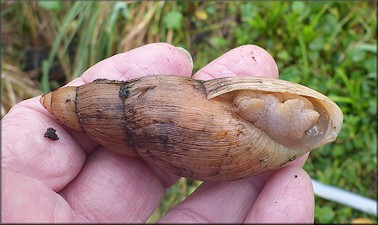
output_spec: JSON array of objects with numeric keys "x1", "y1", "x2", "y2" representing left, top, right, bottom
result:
[{"x1": 40, "y1": 86, "x2": 83, "y2": 132}]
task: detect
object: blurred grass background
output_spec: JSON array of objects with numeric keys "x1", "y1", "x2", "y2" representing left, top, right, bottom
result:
[{"x1": 1, "y1": 1, "x2": 376, "y2": 223}]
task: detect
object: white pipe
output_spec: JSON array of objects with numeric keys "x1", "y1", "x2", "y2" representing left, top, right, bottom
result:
[{"x1": 311, "y1": 179, "x2": 377, "y2": 216}]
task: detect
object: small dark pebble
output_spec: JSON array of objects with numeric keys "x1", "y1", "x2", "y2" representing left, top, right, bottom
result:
[{"x1": 44, "y1": 127, "x2": 59, "y2": 140}]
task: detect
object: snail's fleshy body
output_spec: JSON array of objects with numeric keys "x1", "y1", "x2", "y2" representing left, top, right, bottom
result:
[{"x1": 40, "y1": 75, "x2": 343, "y2": 181}]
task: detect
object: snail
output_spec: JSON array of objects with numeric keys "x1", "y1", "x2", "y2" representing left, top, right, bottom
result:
[{"x1": 39, "y1": 75, "x2": 343, "y2": 181}]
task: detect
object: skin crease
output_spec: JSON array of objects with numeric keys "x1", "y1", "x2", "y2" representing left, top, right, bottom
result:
[{"x1": 1, "y1": 43, "x2": 314, "y2": 223}]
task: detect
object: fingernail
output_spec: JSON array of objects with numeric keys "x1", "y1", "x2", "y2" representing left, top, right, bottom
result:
[{"x1": 176, "y1": 46, "x2": 193, "y2": 69}]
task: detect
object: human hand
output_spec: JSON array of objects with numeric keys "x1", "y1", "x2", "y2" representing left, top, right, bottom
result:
[{"x1": 2, "y1": 43, "x2": 314, "y2": 223}]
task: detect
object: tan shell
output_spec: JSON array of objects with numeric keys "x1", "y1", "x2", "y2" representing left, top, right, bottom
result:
[{"x1": 40, "y1": 75, "x2": 343, "y2": 181}]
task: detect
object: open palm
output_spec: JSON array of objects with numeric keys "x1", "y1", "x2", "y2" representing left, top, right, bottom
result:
[{"x1": 2, "y1": 43, "x2": 314, "y2": 223}]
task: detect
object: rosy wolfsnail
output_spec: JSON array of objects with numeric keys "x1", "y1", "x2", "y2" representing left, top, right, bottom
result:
[{"x1": 40, "y1": 75, "x2": 343, "y2": 181}]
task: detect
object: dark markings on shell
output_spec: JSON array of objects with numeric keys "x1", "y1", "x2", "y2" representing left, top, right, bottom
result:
[
  {"x1": 137, "y1": 85, "x2": 156, "y2": 99},
  {"x1": 93, "y1": 78, "x2": 118, "y2": 84},
  {"x1": 192, "y1": 79, "x2": 207, "y2": 96},
  {"x1": 74, "y1": 86, "x2": 84, "y2": 133},
  {"x1": 159, "y1": 135, "x2": 169, "y2": 146},
  {"x1": 119, "y1": 84, "x2": 130, "y2": 102},
  {"x1": 279, "y1": 154, "x2": 298, "y2": 168},
  {"x1": 208, "y1": 170, "x2": 220, "y2": 177},
  {"x1": 121, "y1": 103, "x2": 138, "y2": 150}
]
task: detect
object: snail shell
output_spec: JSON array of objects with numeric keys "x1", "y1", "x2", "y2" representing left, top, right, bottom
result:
[{"x1": 40, "y1": 75, "x2": 343, "y2": 181}]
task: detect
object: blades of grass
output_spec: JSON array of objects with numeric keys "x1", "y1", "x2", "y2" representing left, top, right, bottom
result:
[
  {"x1": 354, "y1": 75, "x2": 361, "y2": 100},
  {"x1": 89, "y1": 2, "x2": 109, "y2": 68},
  {"x1": 356, "y1": 13, "x2": 374, "y2": 45},
  {"x1": 72, "y1": 3, "x2": 99, "y2": 78},
  {"x1": 23, "y1": 3, "x2": 39, "y2": 46},
  {"x1": 103, "y1": 2, "x2": 128, "y2": 57},
  {"x1": 328, "y1": 9, "x2": 354, "y2": 45},
  {"x1": 57, "y1": 12, "x2": 86, "y2": 81},
  {"x1": 338, "y1": 14, "x2": 374, "y2": 63},
  {"x1": 356, "y1": 43, "x2": 377, "y2": 53},
  {"x1": 310, "y1": 2, "x2": 331, "y2": 29},
  {"x1": 335, "y1": 67, "x2": 354, "y2": 95},
  {"x1": 50, "y1": 2, "x2": 92, "y2": 82},
  {"x1": 41, "y1": 2, "x2": 92, "y2": 92},
  {"x1": 96, "y1": 25, "x2": 109, "y2": 62},
  {"x1": 118, "y1": 2, "x2": 158, "y2": 51},
  {"x1": 1, "y1": 63, "x2": 42, "y2": 115},
  {"x1": 298, "y1": 32, "x2": 309, "y2": 82},
  {"x1": 1, "y1": 2, "x2": 17, "y2": 17},
  {"x1": 327, "y1": 96, "x2": 356, "y2": 104},
  {"x1": 148, "y1": 1, "x2": 164, "y2": 42},
  {"x1": 4, "y1": 78, "x2": 16, "y2": 107}
]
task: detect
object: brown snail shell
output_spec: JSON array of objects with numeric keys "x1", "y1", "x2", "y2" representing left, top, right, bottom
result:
[{"x1": 40, "y1": 75, "x2": 343, "y2": 181}]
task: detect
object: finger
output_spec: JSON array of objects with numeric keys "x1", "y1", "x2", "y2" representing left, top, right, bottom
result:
[
  {"x1": 2, "y1": 43, "x2": 193, "y2": 191},
  {"x1": 2, "y1": 170, "x2": 72, "y2": 223},
  {"x1": 158, "y1": 176, "x2": 267, "y2": 223},
  {"x1": 72, "y1": 42, "x2": 193, "y2": 85},
  {"x1": 59, "y1": 149, "x2": 164, "y2": 223},
  {"x1": 193, "y1": 44, "x2": 279, "y2": 80},
  {"x1": 244, "y1": 166, "x2": 314, "y2": 223},
  {"x1": 158, "y1": 167, "x2": 314, "y2": 223}
]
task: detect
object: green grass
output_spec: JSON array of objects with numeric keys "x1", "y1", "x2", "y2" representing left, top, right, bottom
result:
[{"x1": 2, "y1": 1, "x2": 377, "y2": 223}]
